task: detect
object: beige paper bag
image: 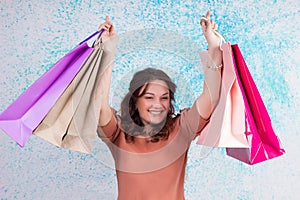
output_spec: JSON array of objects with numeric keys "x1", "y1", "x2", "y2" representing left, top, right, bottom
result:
[{"x1": 34, "y1": 36, "x2": 117, "y2": 154}]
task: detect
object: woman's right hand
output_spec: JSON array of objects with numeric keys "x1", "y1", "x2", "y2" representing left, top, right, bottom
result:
[
  {"x1": 98, "y1": 16, "x2": 116, "y2": 42},
  {"x1": 200, "y1": 11, "x2": 221, "y2": 50}
]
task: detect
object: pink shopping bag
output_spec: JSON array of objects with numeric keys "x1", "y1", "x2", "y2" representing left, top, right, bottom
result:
[
  {"x1": 226, "y1": 44, "x2": 285, "y2": 165},
  {"x1": 197, "y1": 43, "x2": 249, "y2": 147},
  {"x1": 0, "y1": 30, "x2": 103, "y2": 147}
]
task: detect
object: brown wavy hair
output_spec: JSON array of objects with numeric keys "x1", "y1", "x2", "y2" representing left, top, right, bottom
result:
[{"x1": 120, "y1": 68, "x2": 177, "y2": 143}]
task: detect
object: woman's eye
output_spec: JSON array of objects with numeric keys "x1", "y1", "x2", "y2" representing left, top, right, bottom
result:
[
  {"x1": 144, "y1": 96, "x2": 153, "y2": 100},
  {"x1": 161, "y1": 97, "x2": 169, "y2": 101}
]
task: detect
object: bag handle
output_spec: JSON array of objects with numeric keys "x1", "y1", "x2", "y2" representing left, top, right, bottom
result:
[
  {"x1": 79, "y1": 29, "x2": 105, "y2": 45},
  {"x1": 200, "y1": 16, "x2": 226, "y2": 49}
]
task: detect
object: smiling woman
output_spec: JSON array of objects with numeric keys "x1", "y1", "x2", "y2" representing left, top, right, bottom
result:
[
  {"x1": 96, "y1": 11, "x2": 223, "y2": 200},
  {"x1": 0, "y1": 0, "x2": 298, "y2": 199},
  {"x1": 120, "y1": 68, "x2": 177, "y2": 143}
]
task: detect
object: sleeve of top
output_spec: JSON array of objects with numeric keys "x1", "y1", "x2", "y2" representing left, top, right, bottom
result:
[
  {"x1": 97, "y1": 109, "x2": 120, "y2": 143},
  {"x1": 179, "y1": 101, "x2": 210, "y2": 141}
]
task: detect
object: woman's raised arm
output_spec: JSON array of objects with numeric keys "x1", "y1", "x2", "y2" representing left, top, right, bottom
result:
[
  {"x1": 195, "y1": 11, "x2": 223, "y2": 119},
  {"x1": 97, "y1": 16, "x2": 118, "y2": 126}
]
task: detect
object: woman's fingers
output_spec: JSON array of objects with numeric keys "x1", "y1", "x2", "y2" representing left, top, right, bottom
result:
[
  {"x1": 98, "y1": 16, "x2": 116, "y2": 39},
  {"x1": 109, "y1": 23, "x2": 115, "y2": 35},
  {"x1": 206, "y1": 10, "x2": 211, "y2": 21},
  {"x1": 98, "y1": 25, "x2": 113, "y2": 34},
  {"x1": 200, "y1": 10, "x2": 213, "y2": 31},
  {"x1": 211, "y1": 20, "x2": 217, "y2": 30},
  {"x1": 205, "y1": 10, "x2": 212, "y2": 28},
  {"x1": 105, "y1": 24, "x2": 111, "y2": 30},
  {"x1": 98, "y1": 24, "x2": 106, "y2": 31},
  {"x1": 98, "y1": 23, "x2": 110, "y2": 31},
  {"x1": 98, "y1": 16, "x2": 111, "y2": 31},
  {"x1": 201, "y1": 13, "x2": 218, "y2": 32},
  {"x1": 213, "y1": 23, "x2": 218, "y2": 30}
]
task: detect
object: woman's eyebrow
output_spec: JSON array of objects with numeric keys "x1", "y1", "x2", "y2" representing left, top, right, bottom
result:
[
  {"x1": 144, "y1": 92, "x2": 169, "y2": 96},
  {"x1": 144, "y1": 92, "x2": 155, "y2": 95}
]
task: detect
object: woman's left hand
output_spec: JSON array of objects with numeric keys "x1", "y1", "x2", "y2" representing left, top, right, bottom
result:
[
  {"x1": 98, "y1": 16, "x2": 117, "y2": 42},
  {"x1": 200, "y1": 10, "x2": 222, "y2": 50}
]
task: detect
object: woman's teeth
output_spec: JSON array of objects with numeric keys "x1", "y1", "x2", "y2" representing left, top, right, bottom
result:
[{"x1": 149, "y1": 110, "x2": 163, "y2": 115}]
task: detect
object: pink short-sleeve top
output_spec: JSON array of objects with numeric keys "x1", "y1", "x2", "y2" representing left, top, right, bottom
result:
[{"x1": 98, "y1": 102, "x2": 209, "y2": 200}]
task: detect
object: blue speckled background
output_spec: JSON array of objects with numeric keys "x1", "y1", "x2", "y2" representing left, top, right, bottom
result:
[{"x1": 1, "y1": 0, "x2": 299, "y2": 199}]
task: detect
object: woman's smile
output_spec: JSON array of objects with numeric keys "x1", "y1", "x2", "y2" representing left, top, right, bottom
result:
[{"x1": 148, "y1": 107, "x2": 167, "y2": 123}]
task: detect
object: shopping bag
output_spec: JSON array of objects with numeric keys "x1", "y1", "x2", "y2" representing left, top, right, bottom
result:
[
  {"x1": 197, "y1": 42, "x2": 249, "y2": 147},
  {"x1": 33, "y1": 33, "x2": 118, "y2": 154},
  {"x1": 0, "y1": 31, "x2": 101, "y2": 147},
  {"x1": 226, "y1": 44, "x2": 285, "y2": 165}
]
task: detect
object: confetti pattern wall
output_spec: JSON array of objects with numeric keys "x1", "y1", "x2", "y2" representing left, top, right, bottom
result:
[{"x1": 1, "y1": 0, "x2": 299, "y2": 199}]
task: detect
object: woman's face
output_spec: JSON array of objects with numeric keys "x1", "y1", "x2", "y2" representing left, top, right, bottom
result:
[{"x1": 136, "y1": 80, "x2": 170, "y2": 125}]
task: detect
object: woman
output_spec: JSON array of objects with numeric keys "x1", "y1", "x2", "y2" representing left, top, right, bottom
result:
[{"x1": 97, "y1": 10, "x2": 223, "y2": 200}]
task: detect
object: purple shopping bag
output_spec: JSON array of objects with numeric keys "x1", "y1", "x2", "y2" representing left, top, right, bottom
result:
[
  {"x1": 226, "y1": 44, "x2": 285, "y2": 165},
  {"x1": 0, "y1": 30, "x2": 103, "y2": 147}
]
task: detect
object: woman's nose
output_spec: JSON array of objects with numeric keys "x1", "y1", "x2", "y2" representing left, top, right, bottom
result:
[{"x1": 152, "y1": 101, "x2": 163, "y2": 109}]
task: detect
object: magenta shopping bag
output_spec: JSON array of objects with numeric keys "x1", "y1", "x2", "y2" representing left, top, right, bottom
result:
[
  {"x1": 226, "y1": 44, "x2": 285, "y2": 165},
  {"x1": 0, "y1": 31, "x2": 103, "y2": 147}
]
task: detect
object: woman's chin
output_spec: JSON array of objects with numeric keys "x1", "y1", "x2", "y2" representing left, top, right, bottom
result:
[
  {"x1": 140, "y1": 112, "x2": 168, "y2": 125},
  {"x1": 149, "y1": 120, "x2": 164, "y2": 125},
  {"x1": 149, "y1": 116, "x2": 167, "y2": 125}
]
